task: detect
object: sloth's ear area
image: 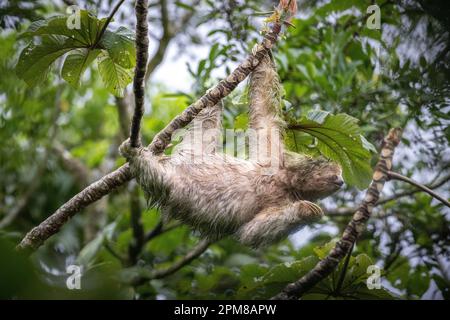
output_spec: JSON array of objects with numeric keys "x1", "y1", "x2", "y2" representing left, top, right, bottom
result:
[{"x1": 119, "y1": 138, "x2": 140, "y2": 160}]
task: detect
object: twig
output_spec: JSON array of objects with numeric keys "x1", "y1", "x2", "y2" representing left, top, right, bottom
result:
[
  {"x1": 327, "y1": 173, "x2": 450, "y2": 217},
  {"x1": 272, "y1": 128, "x2": 402, "y2": 300},
  {"x1": 132, "y1": 239, "x2": 211, "y2": 285},
  {"x1": 130, "y1": 0, "x2": 149, "y2": 147},
  {"x1": 18, "y1": 14, "x2": 287, "y2": 253},
  {"x1": 387, "y1": 171, "x2": 450, "y2": 208}
]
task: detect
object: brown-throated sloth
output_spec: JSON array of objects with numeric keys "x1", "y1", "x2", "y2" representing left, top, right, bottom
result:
[{"x1": 120, "y1": 53, "x2": 343, "y2": 248}]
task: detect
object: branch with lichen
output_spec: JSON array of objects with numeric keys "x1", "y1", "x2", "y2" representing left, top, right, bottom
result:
[{"x1": 271, "y1": 128, "x2": 402, "y2": 300}]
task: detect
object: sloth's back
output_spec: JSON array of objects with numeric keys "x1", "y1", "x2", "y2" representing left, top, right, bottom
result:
[{"x1": 162, "y1": 153, "x2": 276, "y2": 236}]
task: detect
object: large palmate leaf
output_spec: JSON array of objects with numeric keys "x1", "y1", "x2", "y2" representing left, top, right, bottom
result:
[
  {"x1": 97, "y1": 51, "x2": 133, "y2": 97},
  {"x1": 287, "y1": 110, "x2": 376, "y2": 189},
  {"x1": 62, "y1": 48, "x2": 101, "y2": 87},
  {"x1": 99, "y1": 27, "x2": 136, "y2": 69},
  {"x1": 16, "y1": 9, "x2": 135, "y2": 96},
  {"x1": 21, "y1": 10, "x2": 107, "y2": 46}
]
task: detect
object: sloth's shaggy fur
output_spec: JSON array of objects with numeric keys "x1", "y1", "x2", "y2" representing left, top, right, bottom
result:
[{"x1": 120, "y1": 55, "x2": 343, "y2": 247}]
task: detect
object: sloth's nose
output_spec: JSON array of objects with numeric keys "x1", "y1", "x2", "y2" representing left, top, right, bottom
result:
[{"x1": 332, "y1": 175, "x2": 344, "y2": 187}]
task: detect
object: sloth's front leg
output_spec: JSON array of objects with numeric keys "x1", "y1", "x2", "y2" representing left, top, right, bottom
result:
[{"x1": 235, "y1": 201, "x2": 324, "y2": 248}]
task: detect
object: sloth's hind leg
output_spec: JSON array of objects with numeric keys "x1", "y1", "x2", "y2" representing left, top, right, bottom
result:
[{"x1": 235, "y1": 201, "x2": 324, "y2": 248}]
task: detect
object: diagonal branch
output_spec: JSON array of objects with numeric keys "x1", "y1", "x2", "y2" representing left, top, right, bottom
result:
[
  {"x1": 17, "y1": 15, "x2": 286, "y2": 253},
  {"x1": 271, "y1": 128, "x2": 402, "y2": 300},
  {"x1": 327, "y1": 173, "x2": 450, "y2": 217},
  {"x1": 150, "y1": 239, "x2": 211, "y2": 279},
  {"x1": 387, "y1": 171, "x2": 450, "y2": 208}
]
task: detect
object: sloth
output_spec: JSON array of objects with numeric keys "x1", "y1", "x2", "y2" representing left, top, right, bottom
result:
[{"x1": 120, "y1": 54, "x2": 343, "y2": 247}]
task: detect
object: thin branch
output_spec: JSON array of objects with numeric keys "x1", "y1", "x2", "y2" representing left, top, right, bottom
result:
[
  {"x1": 327, "y1": 173, "x2": 450, "y2": 217},
  {"x1": 387, "y1": 171, "x2": 450, "y2": 208},
  {"x1": 334, "y1": 243, "x2": 354, "y2": 295},
  {"x1": 127, "y1": 183, "x2": 145, "y2": 265},
  {"x1": 130, "y1": 0, "x2": 150, "y2": 147},
  {"x1": 272, "y1": 128, "x2": 402, "y2": 300},
  {"x1": 0, "y1": 87, "x2": 62, "y2": 229},
  {"x1": 132, "y1": 239, "x2": 211, "y2": 285},
  {"x1": 144, "y1": 220, "x2": 163, "y2": 242},
  {"x1": 144, "y1": 221, "x2": 182, "y2": 242},
  {"x1": 18, "y1": 16, "x2": 287, "y2": 253},
  {"x1": 92, "y1": 0, "x2": 126, "y2": 49}
]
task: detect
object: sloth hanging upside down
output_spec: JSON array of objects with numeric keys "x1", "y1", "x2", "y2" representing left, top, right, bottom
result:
[{"x1": 119, "y1": 53, "x2": 343, "y2": 248}]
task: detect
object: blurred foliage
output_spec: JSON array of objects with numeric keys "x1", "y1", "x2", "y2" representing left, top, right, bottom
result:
[{"x1": 0, "y1": 0, "x2": 449, "y2": 300}]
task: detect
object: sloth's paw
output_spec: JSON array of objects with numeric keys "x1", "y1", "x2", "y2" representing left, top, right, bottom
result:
[{"x1": 119, "y1": 138, "x2": 140, "y2": 160}]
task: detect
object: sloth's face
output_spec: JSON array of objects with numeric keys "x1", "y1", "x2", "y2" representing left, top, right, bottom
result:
[{"x1": 298, "y1": 160, "x2": 344, "y2": 200}]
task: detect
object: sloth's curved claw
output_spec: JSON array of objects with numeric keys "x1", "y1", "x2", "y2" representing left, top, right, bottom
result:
[{"x1": 297, "y1": 200, "x2": 324, "y2": 221}]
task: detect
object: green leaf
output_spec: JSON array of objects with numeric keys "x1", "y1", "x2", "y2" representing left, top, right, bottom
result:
[
  {"x1": 62, "y1": 48, "x2": 101, "y2": 88},
  {"x1": 288, "y1": 110, "x2": 376, "y2": 189},
  {"x1": 16, "y1": 35, "x2": 78, "y2": 87},
  {"x1": 16, "y1": 9, "x2": 135, "y2": 93},
  {"x1": 97, "y1": 51, "x2": 133, "y2": 97},
  {"x1": 21, "y1": 10, "x2": 107, "y2": 46},
  {"x1": 99, "y1": 27, "x2": 136, "y2": 69},
  {"x1": 234, "y1": 113, "x2": 248, "y2": 129}
]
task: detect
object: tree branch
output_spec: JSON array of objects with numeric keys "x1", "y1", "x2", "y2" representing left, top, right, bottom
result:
[
  {"x1": 127, "y1": 183, "x2": 145, "y2": 265},
  {"x1": 272, "y1": 128, "x2": 402, "y2": 300},
  {"x1": 17, "y1": 16, "x2": 287, "y2": 253},
  {"x1": 387, "y1": 171, "x2": 450, "y2": 208},
  {"x1": 92, "y1": 0, "x2": 126, "y2": 49},
  {"x1": 328, "y1": 173, "x2": 450, "y2": 217},
  {"x1": 130, "y1": 0, "x2": 150, "y2": 147},
  {"x1": 151, "y1": 239, "x2": 211, "y2": 279},
  {"x1": 132, "y1": 239, "x2": 211, "y2": 285}
]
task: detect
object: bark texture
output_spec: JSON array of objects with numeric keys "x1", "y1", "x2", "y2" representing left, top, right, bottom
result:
[
  {"x1": 130, "y1": 0, "x2": 149, "y2": 147},
  {"x1": 18, "y1": 164, "x2": 132, "y2": 251}
]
